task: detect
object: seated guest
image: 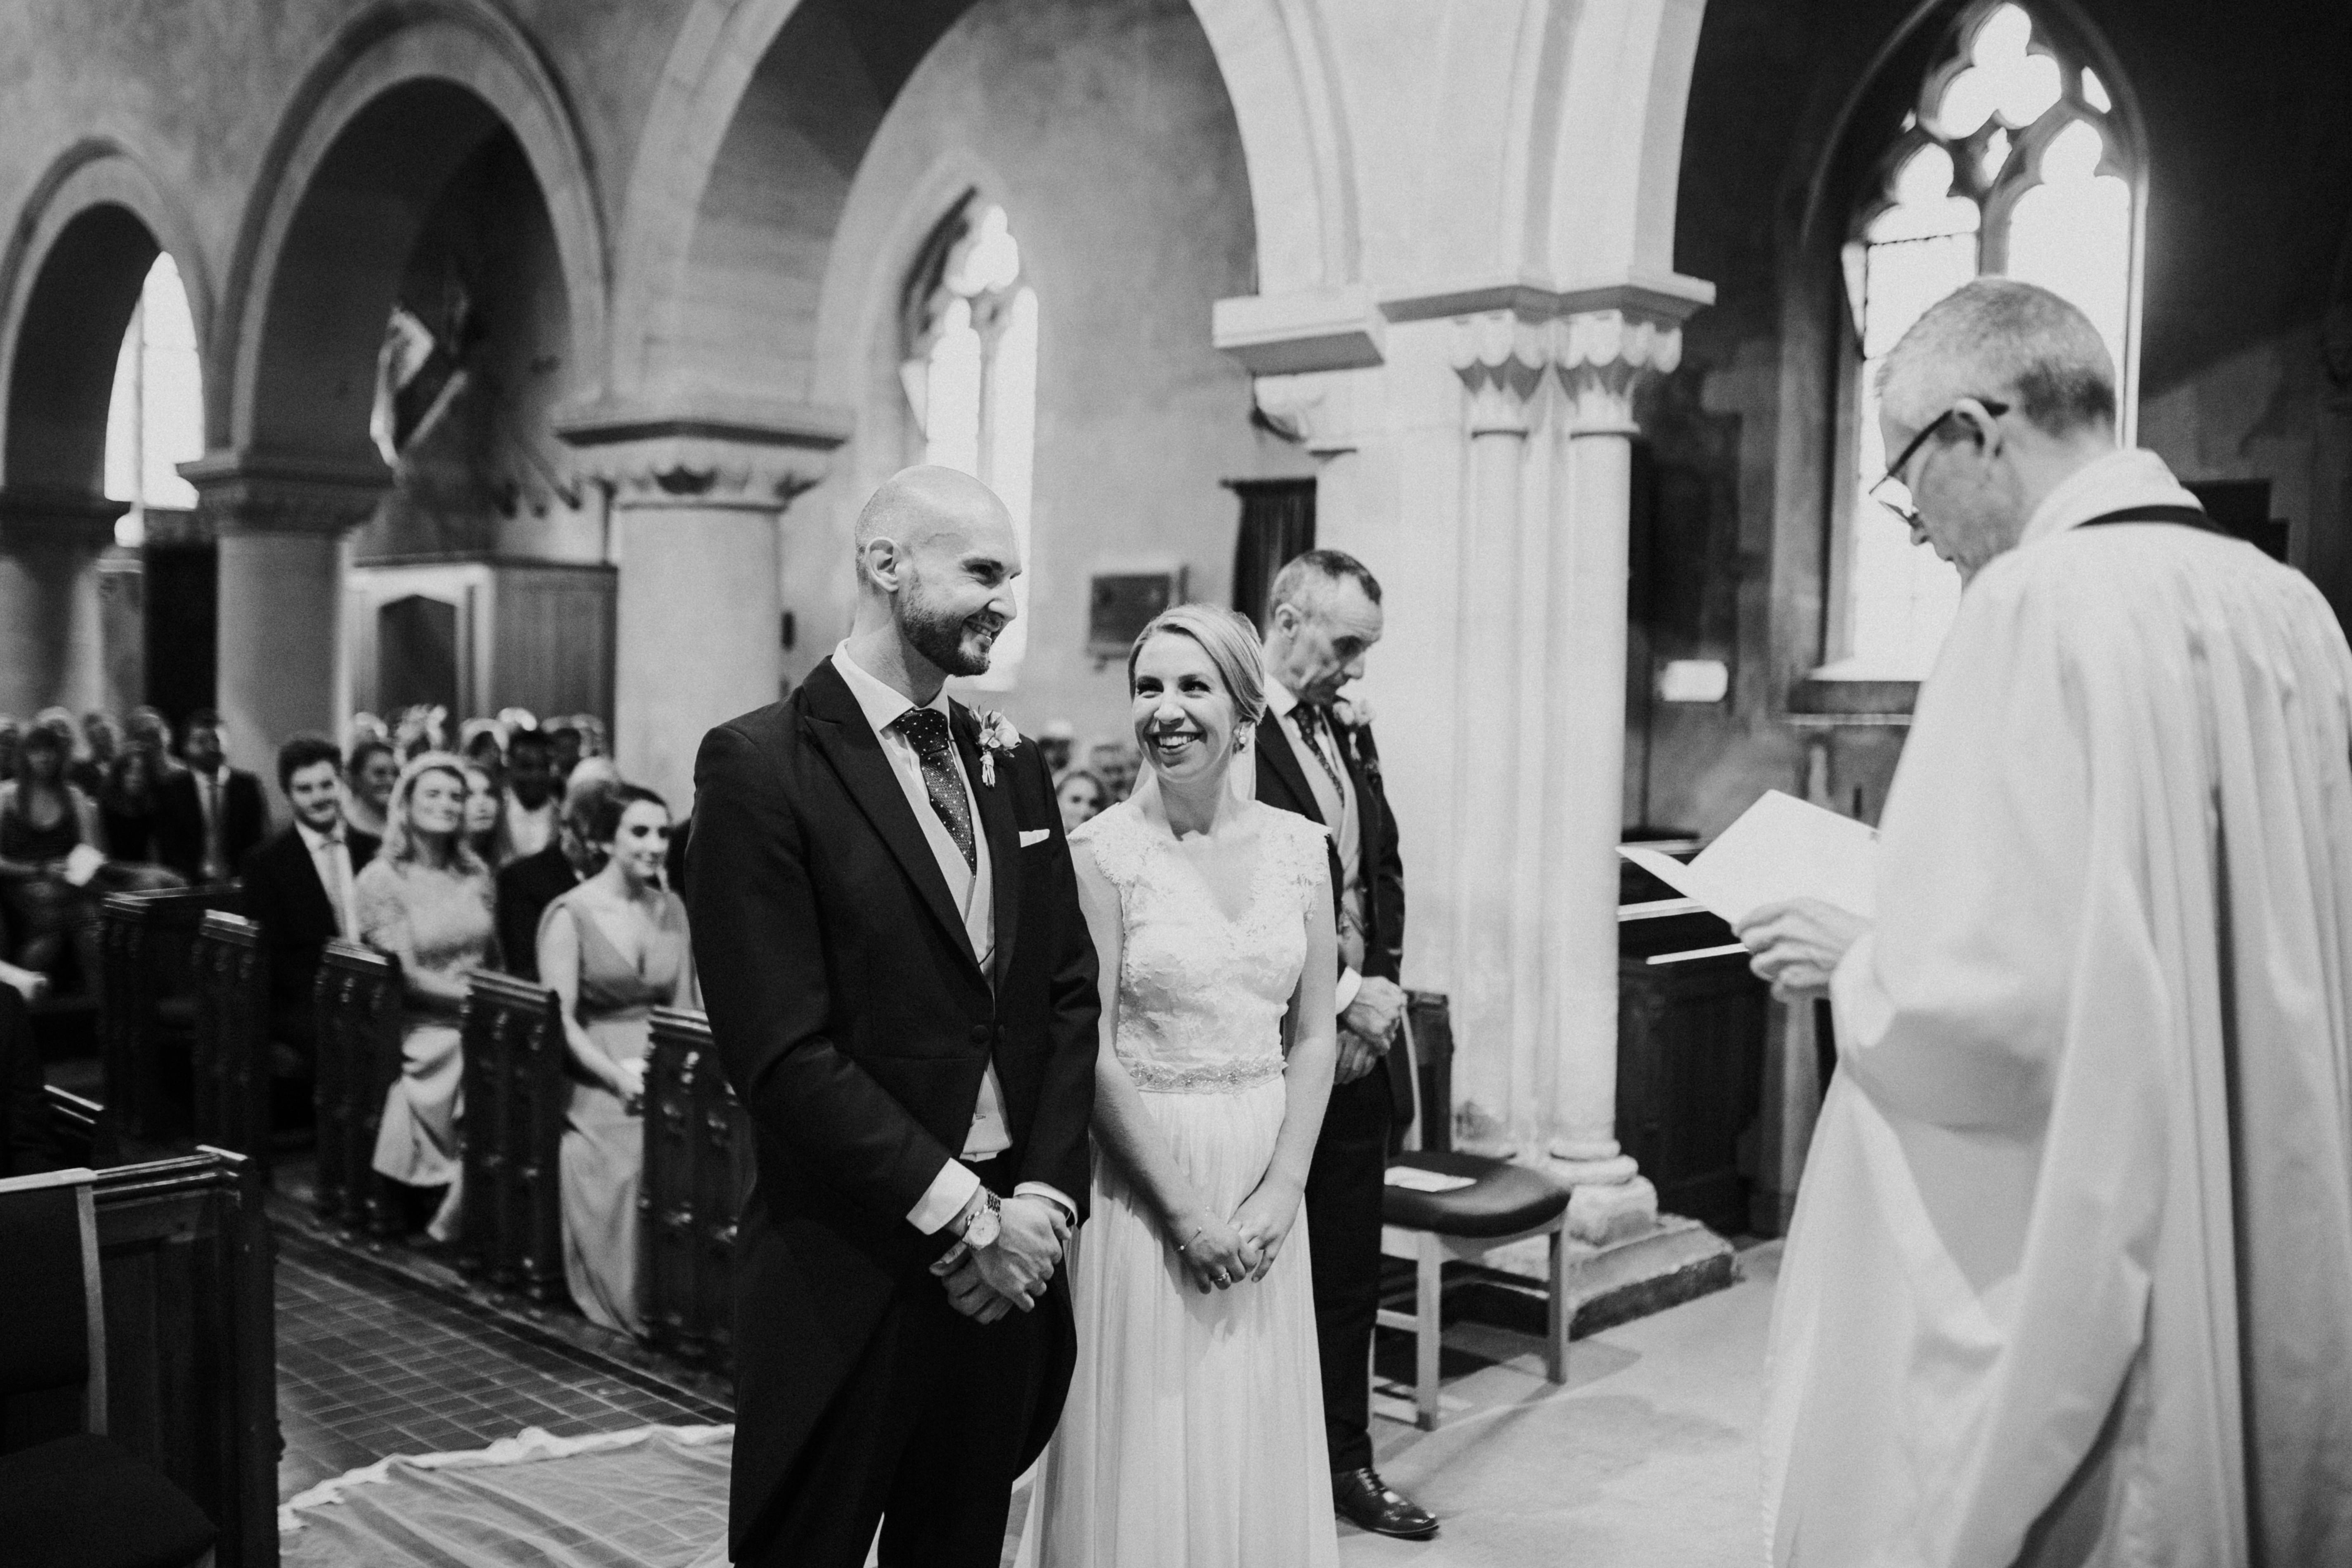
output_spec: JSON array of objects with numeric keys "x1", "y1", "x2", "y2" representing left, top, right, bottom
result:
[
  {"x1": 502, "y1": 727, "x2": 560, "y2": 860},
  {"x1": 357, "y1": 752, "x2": 499, "y2": 1242},
  {"x1": 155, "y1": 708, "x2": 266, "y2": 885},
  {"x1": 459, "y1": 717, "x2": 508, "y2": 775},
  {"x1": 1086, "y1": 737, "x2": 1141, "y2": 803},
  {"x1": 2, "y1": 982, "x2": 61, "y2": 1178},
  {"x1": 1037, "y1": 717, "x2": 1077, "y2": 776},
  {"x1": 463, "y1": 761, "x2": 515, "y2": 869},
  {"x1": 76, "y1": 710, "x2": 121, "y2": 797},
  {"x1": 546, "y1": 721, "x2": 583, "y2": 784},
  {"x1": 496, "y1": 760, "x2": 619, "y2": 981},
  {"x1": 1054, "y1": 767, "x2": 1106, "y2": 833},
  {"x1": 0, "y1": 725, "x2": 108, "y2": 980},
  {"x1": 344, "y1": 737, "x2": 399, "y2": 841},
  {"x1": 240, "y1": 734, "x2": 379, "y2": 1063},
  {"x1": 538, "y1": 784, "x2": 697, "y2": 1335}
]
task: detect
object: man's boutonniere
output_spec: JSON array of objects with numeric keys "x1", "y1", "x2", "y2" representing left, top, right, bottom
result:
[
  {"x1": 976, "y1": 711, "x2": 1020, "y2": 787},
  {"x1": 1329, "y1": 695, "x2": 1373, "y2": 731}
]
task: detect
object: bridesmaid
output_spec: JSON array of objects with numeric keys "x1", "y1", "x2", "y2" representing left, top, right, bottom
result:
[
  {"x1": 536, "y1": 783, "x2": 697, "y2": 1335},
  {"x1": 357, "y1": 751, "x2": 500, "y2": 1242}
]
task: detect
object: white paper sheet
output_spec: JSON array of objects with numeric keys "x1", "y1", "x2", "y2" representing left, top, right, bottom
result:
[
  {"x1": 1383, "y1": 1166, "x2": 1476, "y2": 1194},
  {"x1": 61, "y1": 843, "x2": 106, "y2": 888},
  {"x1": 1619, "y1": 790, "x2": 1878, "y2": 926}
]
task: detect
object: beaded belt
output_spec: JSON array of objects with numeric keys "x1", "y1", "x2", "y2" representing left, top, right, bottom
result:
[{"x1": 1122, "y1": 1054, "x2": 1286, "y2": 1094}]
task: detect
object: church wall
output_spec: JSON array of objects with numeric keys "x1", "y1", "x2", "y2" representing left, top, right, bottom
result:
[
  {"x1": 1647, "y1": 0, "x2": 2352, "y2": 843},
  {"x1": 792, "y1": 0, "x2": 1313, "y2": 745}
]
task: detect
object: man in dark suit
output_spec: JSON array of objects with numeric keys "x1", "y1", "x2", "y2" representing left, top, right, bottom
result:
[
  {"x1": 240, "y1": 734, "x2": 378, "y2": 1062},
  {"x1": 1254, "y1": 549, "x2": 1433, "y2": 1541},
  {"x1": 688, "y1": 465, "x2": 1099, "y2": 1568},
  {"x1": 156, "y1": 709, "x2": 266, "y2": 885},
  {"x1": 496, "y1": 761, "x2": 619, "y2": 982}
]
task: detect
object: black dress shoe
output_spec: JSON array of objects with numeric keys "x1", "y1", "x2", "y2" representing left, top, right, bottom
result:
[{"x1": 1332, "y1": 1467, "x2": 1438, "y2": 1540}]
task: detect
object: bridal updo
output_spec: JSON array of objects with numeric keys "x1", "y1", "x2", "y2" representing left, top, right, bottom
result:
[{"x1": 1127, "y1": 602, "x2": 1267, "y2": 730}]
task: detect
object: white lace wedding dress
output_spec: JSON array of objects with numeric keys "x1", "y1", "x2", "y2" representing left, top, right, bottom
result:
[{"x1": 1016, "y1": 798, "x2": 1341, "y2": 1568}]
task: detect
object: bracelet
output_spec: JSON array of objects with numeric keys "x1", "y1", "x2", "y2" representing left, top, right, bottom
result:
[{"x1": 1175, "y1": 1226, "x2": 1207, "y2": 1256}]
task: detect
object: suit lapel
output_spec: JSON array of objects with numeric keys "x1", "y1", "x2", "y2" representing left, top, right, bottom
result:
[
  {"x1": 283, "y1": 834, "x2": 335, "y2": 935},
  {"x1": 1254, "y1": 710, "x2": 1326, "y2": 826},
  {"x1": 798, "y1": 661, "x2": 982, "y2": 976},
  {"x1": 954, "y1": 703, "x2": 1022, "y2": 994}
]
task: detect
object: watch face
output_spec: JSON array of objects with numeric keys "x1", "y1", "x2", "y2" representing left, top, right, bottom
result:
[{"x1": 966, "y1": 1199, "x2": 1001, "y2": 1249}]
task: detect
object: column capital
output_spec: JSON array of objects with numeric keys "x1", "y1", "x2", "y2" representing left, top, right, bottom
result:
[
  {"x1": 181, "y1": 449, "x2": 388, "y2": 536},
  {"x1": 1450, "y1": 310, "x2": 1559, "y2": 436},
  {"x1": 1558, "y1": 306, "x2": 1686, "y2": 435},
  {"x1": 555, "y1": 396, "x2": 851, "y2": 513},
  {"x1": 0, "y1": 487, "x2": 127, "y2": 549}
]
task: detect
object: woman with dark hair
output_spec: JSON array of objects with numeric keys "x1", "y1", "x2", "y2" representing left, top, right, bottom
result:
[
  {"x1": 1054, "y1": 767, "x2": 1108, "y2": 834},
  {"x1": 0, "y1": 725, "x2": 108, "y2": 980},
  {"x1": 537, "y1": 783, "x2": 697, "y2": 1335},
  {"x1": 343, "y1": 737, "x2": 399, "y2": 841},
  {"x1": 356, "y1": 752, "x2": 500, "y2": 1241},
  {"x1": 462, "y1": 760, "x2": 515, "y2": 869}
]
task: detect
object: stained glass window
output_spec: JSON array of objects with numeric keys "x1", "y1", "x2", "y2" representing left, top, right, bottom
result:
[
  {"x1": 1826, "y1": 2, "x2": 2137, "y2": 679},
  {"x1": 903, "y1": 203, "x2": 1039, "y2": 686}
]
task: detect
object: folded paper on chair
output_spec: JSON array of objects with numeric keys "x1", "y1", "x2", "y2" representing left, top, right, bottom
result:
[
  {"x1": 1384, "y1": 1167, "x2": 1476, "y2": 1194},
  {"x1": 1617, "y1": 790, "x2": 1878, "y2": 926}
]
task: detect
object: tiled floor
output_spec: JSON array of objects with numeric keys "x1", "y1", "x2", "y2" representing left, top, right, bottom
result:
[{"x1": 275, "y1": 1227, "x2": 730, "y2": 1500}]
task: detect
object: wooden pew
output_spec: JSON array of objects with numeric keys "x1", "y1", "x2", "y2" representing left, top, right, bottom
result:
[
  {"x1": 190, "y1": 912, "x2": 272, "y2": 1178},
  {"x1": 98, "y1": 886, "x2": 227, "y2": 1140},
  {"x1": 92, "y1": 1147, "x2": 278, "y2": 1568},
  {"x1": 642, "y1": 1008, "x2": 753, "y2": 1371},
  {"x1": 43, "y1": 1084, "x2": 121, "y2": 1169},
  {"x1": 312, "y1": 941, "x2": 405, "y2": 1238},
  {"x1": 458, "y1": 971, "x2": 568, "y2": 1303}
]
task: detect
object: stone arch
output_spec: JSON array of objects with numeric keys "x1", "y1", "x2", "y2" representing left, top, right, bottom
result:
[
  {"x1": 215, "y1": 0, "x2": 608, "y2": 462},
  {"x1": 0, "y1": 139, "x2": 213, "y2": 495},
  {"x1": 604, "y1": 0, "x2": 1353, "y2": 406}
]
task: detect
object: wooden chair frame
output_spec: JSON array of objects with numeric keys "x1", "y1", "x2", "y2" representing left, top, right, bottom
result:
[
  {"x1": 190, "y1": 913, "x2": 271, "y2": 1178},
  {"x1": 642, "y1": 1008, "x2": 753, "y2": 1369},
  {"x1": 312, "y1": 942, "x2": 405, "y2": 1238},
  {"x1": 458, "y1": 972, "x2": 569, "y2": 1303}
]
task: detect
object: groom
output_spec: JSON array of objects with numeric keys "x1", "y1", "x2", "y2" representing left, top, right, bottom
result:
[{"x1": 688, "y1": 465, "x2": 1101, "y2": 1568}]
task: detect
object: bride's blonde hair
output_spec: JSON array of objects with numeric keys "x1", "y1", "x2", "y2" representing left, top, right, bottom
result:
[{"x1": 1126, "y1": 603, "x2": 1267, "y2": 730}]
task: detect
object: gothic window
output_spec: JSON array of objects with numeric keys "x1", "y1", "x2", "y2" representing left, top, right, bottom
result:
[
  {"x1": 1828, "y1": 2, "x2": 2138, "y2": 678},
  {"x1": 103, "y1": 252, "x2": 204, "y2": 545},
  {"x1": 902, "y1": 199, "x2": 1039, "y2": 686}
]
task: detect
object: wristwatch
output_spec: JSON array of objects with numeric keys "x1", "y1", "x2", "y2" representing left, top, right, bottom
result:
[{"x1": 959, "y1": 1188, "x2": 1003, "y2": 1250}]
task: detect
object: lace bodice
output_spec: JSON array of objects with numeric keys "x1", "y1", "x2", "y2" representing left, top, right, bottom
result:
[{"x1": 1075, "y1": 801, "x2": 1328, "y2": 1093}]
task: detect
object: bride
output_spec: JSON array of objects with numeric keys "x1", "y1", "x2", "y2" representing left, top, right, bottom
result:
[{"x1": 1018, "y1": 603, "x2": 1341, "y2": 1567}]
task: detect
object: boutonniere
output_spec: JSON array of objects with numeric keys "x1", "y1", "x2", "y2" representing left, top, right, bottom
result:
[
  {"x1": 1329, "y1": 695, "x2": 1373, "y2": 731},
  {"x1": 976, "y1": 711, "x2": 1020, "y2": 787}
]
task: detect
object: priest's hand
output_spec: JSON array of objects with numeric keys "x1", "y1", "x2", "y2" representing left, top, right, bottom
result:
[{"x1": 1735, "y1": 897, "x2": 1869, "y2": 999}]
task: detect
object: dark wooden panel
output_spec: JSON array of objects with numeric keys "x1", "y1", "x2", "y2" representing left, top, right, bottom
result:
[
  {"x1": 1615, "y1": 949, "x2": 1768, "y2": 1236},
  {"x1": 458, "y1": 971, "x2": 567, "y2": 1303},
  {"x1": 192, "y1": 912, "x2": 272, "y2": 1178},
  {"x1": 494, "y1": 565, "x2": 616, "y2": 727},
  {"x1": 643, "y1": 1008, "x2": 751, "y2": 1372},
  {"x1": 43, "y1": 1084, "x2": 120, "y2": 1169},
  {"x1": 93, "y1": 1150, "x2": 277, "y2": 1568},
  {"x1": 313, "y1": 942, "x2": 405, "y2": 1238},
  {"x1": 100, "y1": 886, "x2": 229, "y2": 1141}
]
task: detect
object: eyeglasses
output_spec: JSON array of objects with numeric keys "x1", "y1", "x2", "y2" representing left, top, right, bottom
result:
[{"x1": 1868, "y1": 399, "x2": 2010, "y2": 526}]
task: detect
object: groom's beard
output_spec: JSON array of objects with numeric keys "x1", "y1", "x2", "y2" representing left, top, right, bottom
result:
[{"x1": 899, "y1": 582, "x2": 1003, "y2": 678}]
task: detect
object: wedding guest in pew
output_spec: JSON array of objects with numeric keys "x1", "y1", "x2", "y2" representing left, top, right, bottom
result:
[
  {"x1": 502, "y1": 727, "x2": 561, "y2": 860},
  {"x1": 0, "y1": 725, "x2": 110, "y2": 983},
  {"x1": 357, "y1": 751, "x2": 500, "y2": 1242},
  {"x1": 155, "y1": 709, "x2": 266, "y2": 886},
  {"x1": 463, "y1": 760, "x2": 516, "y2": 870},
  {"x1": 76, "y1": 710, "x2": 121, "y2": 797},
  {"x1": 1053, "y1": 768, "x2": 1107, "y2": 834},
  {"x1": 344, "y1": 736, "x2": 399, "y2": 841},
  {"x1": 538, "y1": 783, "x2": 699, "y2": 1335},
  {"x1": 241, "y1": 734, "x2": 378, "y2": 1065},
  {"x1": 497, "y1": 760, "x2": 619, "y2": 983},
  {"x1": 1, "y1": 981, "x2": 61, "y2": 1176}
]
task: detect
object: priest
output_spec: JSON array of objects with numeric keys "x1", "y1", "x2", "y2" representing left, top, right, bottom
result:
[{"x1": 1738, "y1": 278, "x2": 2352, "y2": 1566}]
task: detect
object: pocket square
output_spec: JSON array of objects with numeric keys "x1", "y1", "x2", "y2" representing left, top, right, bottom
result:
[{"x1": 1019, "y1": 829, "x2": 1051, "y2": 848}]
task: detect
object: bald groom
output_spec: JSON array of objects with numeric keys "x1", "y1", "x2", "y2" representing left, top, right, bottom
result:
[{"x1": 689, "y1": 466, "x2": 1101, "y2": 1567}]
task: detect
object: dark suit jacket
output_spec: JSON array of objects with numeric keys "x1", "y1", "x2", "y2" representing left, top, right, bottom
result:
[
  {"x1": 239, "y1": 824, "x2": 379, "y2": 1031},
  {"x1": 155, "y1": 768, "x2": 267, "y2": 884},
  {"x1": 496, "y1": 843, "x2": 580, "y2": 983},
  {"x1": 2, "y1": 986, "x2": 60, "y2": 1178},
  {"x1": 688, "y1": 658, "x2": 1100, "y2": 1558},
  {"x1": 1255, "y1": 704, "x2": 1412, "y2": 1119}
]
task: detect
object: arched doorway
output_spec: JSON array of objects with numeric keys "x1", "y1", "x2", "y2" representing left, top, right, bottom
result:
[{"x1": 203, "y1": 5, "x2": 609, "y2": 771}]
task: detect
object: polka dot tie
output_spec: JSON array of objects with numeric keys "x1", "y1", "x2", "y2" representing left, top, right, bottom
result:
[{"x1": 895, "y1": 708, "x2": 978, "y2": 874}]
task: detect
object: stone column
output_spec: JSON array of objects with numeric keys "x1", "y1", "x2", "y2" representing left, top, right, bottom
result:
[
  {"x1": 183, "y1": 453, "x2": 385, "y2": 775},
  {"x1": 1540, "y1": 304, "x2": 1688, "y2": 1241},
  {"x1": 558, "y1": 406, "x2": 845, "y2": 813},
  {"x1": 0, "y1": 490, "x2": 124, "y2": 717}
]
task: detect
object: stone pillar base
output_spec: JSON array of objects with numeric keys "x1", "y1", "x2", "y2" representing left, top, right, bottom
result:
[{"x1": 1559, "y1": 1169, "x2": 1660, "y2": 1247}]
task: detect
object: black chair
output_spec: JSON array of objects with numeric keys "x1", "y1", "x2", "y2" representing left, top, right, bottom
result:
[
  {"x1": 0, "y1": 1167, "x2": 217, "y2": 1568},
  {"x1": 1375, "y1": 1011, "x2": 1573, "y2": 1431}
]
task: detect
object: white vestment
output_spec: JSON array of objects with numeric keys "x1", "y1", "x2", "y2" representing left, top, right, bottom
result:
[{"x1": 1764, "y1": 450, "x2": 2352, "y2": 1567}]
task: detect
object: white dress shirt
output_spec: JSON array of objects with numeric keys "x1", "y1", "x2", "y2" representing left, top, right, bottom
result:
[
  {"x1": 1265, "y1": 680, "x2": 1365, "y2": 1015},
  {"x1": 296, "y1": 818, "x2": 360, "y2": 937},
  {"x1": 505, "y1": 793, "x2": 557, "y2": 860},
  {"x1": 832, "y1": 642, "x2": 1073, "y2": 1236}
]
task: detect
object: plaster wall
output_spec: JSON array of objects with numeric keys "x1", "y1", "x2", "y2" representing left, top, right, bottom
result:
[{"x1": 796, "y1": 0, "x2": 1311, "y2": 746}]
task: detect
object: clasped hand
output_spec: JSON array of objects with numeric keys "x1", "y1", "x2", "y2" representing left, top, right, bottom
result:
[
  {"x1": 1175, "y1": 1177, "x2": 1303, "y2": 1293},
  {"x1": 1734, "y1": 897, "x2": 1869, "y2": 1001},
  {"x1": 932, "y1": 1195, "x2": 1069, "y2": 1325}
]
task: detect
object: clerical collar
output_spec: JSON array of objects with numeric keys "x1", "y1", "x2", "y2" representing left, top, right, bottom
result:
[{"x1": 2021, "y1": 448, "x2": 2202, "y2": 549}]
